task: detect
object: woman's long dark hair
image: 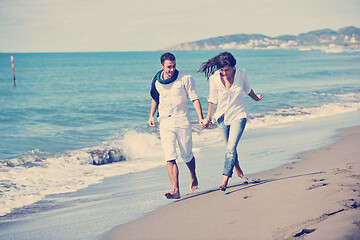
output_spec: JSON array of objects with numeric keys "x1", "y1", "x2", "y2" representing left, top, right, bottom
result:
[{"x1": 198, "y1": 52, "x2": 237, "y2": 80}]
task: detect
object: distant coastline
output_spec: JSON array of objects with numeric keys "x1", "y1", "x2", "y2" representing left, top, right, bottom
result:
[{"x1": 160, "y1": 26, "x2": 360, "y2": 52}]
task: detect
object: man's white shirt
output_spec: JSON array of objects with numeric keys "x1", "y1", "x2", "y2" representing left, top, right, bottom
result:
[{"x1": 156, "y1": 71, "x2": 199, "y2": 123}]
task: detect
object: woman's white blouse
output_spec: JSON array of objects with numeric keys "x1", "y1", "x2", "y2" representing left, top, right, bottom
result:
[{"x1": 207, "y1": 68, "x2": 251, "y2": 124}]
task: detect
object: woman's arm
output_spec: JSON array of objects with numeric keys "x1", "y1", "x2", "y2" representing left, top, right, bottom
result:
[
  {"x1": 201, "y1": 102, "x2": 216, "y2": 127},
  {"x1": 206, "y1": 102, "x2": 216, "y2": 121},
  {"x1": 248, "y1": 89, "x2": 263, "y2": 101}
]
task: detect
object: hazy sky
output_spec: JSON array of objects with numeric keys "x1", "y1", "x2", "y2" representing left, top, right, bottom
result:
[{"x1": 1, "y1": 0, "x2": 359, "y2": 52}]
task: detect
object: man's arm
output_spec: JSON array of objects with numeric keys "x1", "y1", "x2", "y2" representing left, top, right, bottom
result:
[
  {"x1": 148, "y1": 99, "x2": 157, "y2": 127},
  {"x1": 192, "y1": 99, "x2": 205, "y2": 127}
]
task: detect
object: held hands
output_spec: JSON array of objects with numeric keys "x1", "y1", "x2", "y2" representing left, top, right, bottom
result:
[{"x1": 199, "y1": 118, "x2": 210, "y2": 128}]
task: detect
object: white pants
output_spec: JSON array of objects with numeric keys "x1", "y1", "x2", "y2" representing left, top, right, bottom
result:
[{"x1": 159, "y1": 117, "x2": 194, "y2": 163}]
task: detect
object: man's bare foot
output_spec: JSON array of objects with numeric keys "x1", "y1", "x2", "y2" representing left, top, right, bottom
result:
[
  {"x1": 190, "y1": 176, "x2": 198, "y2": 191},
  {"x1": 165, "y1": 191, "x2": 181, "y2": 199},
  {"x1": 235, "y1": 162, "x2": 244, "y2": 178}
]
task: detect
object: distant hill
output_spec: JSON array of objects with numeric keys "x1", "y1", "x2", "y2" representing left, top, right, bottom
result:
[{"x1": 160, "y1": 26, "x2": 360, "y2": 51}]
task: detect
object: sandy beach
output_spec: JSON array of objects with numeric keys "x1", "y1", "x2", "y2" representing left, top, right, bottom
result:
[{"x1": 104, "y1": 125, "x2": 360, "y2": 240}]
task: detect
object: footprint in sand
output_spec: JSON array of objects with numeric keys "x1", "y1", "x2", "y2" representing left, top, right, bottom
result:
[
  {"x1": 333, "y1": 168, "x2": 351, "y2": 175},
  {"x1": 312, "y1": 178, "x2": 326, "y2": 182},
  {"x1": 350, "y1": 174, "x2": 360, "y2": 180},
  {"x1": 307, "y1": 182, "x2": 328, "y2": 190}
]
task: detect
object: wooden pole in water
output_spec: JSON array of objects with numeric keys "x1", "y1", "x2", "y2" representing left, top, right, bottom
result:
[{"x1": 11, "y1": 56, "x2": 16, "y2": 87}]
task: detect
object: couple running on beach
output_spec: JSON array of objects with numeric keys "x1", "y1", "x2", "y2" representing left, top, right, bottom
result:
[{"x1": 148, "y1": 52, "x2": 263, "y2": 199}]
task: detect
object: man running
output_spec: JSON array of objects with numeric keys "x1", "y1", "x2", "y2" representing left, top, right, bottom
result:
[{"x1": 149, "y1": 52, "x2": 205, "y2": 199}]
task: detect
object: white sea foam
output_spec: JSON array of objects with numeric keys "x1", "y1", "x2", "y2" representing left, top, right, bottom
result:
[
  {"x1": 247, "y1": 93, "x2": 360, "y2": 129},
  {"x1": 0, "y1": 131, "x2": 164, "y2": 217}
]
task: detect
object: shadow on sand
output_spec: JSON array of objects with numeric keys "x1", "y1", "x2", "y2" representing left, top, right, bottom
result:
[{"x1": 176, "y1": 171, "x2": 325, "y2": 201}]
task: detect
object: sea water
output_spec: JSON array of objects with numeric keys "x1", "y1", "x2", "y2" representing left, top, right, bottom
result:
[{"x1": 0, "y1": 49, "x2": 360, "y2": 224}]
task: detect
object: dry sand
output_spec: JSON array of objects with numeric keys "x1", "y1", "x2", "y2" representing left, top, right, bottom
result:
[{"x1": 104, "y1": 125, "x2": 360, "y2": 240}]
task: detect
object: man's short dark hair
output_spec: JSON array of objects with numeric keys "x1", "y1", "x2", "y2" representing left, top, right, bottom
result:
[{"x1": 161, "y1": 52, "x2": 176, "y2": 64}]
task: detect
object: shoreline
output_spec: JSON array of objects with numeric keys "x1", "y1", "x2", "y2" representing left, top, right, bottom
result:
[{"x1": 104, "y1": 125, "x2": 360, "y2": 240}]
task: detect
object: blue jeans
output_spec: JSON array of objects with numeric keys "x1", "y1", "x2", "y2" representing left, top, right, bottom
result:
[{"x1": 217, "y1": 116, "x2": 247, "y2": 177}]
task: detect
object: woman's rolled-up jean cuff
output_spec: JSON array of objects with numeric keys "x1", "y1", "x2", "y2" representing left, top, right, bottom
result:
[{"x1": 223, "y1": 150, "x2": 236, "y2": 177}]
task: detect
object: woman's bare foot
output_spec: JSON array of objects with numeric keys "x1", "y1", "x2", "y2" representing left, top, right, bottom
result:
[
  {"x1": 165, "y1": 191, "x2": 181, "y2": 199},
  {"x1": 235, "y1": 161, "x2": 244, "y2": 178},
  {"x1": 219, "y1": 175, "x2": 229, "y2": 191}
]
